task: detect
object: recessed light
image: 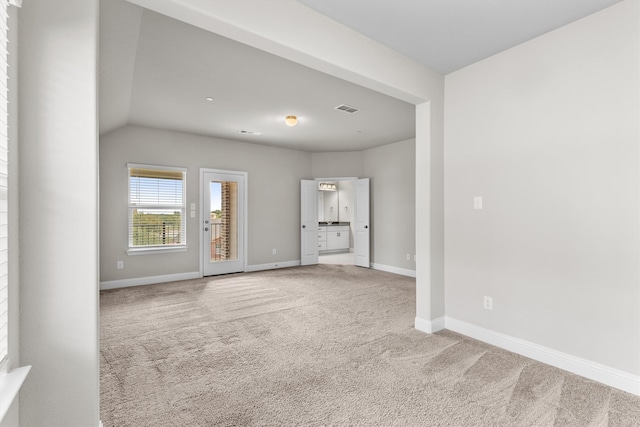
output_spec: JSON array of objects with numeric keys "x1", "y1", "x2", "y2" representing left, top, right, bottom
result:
[
  {"x1": 205, "y1": 97, "x2": 214, "y2": 102},
  {"x1": 238, "y1": 130, "x2": 262, "y2": 136}
]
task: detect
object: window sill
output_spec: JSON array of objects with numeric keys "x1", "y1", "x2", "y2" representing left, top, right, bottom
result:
[
  {"x1": 0, "y1": 365, "x2": 31, "y2": 423},
  {"x1": 127, "y1": 246, "x2": 188, "y2": 256}
]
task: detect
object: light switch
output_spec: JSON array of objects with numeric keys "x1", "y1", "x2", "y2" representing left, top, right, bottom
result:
[
  {"x1": 190, "y1": 203, "x2": 196, "y2": 210},
  {"x1": 474, "y1": 196, "x2": 483, "y2": 210},
  {"x1": 190, "y1": 211, "x2": 196, "y2": 218}
]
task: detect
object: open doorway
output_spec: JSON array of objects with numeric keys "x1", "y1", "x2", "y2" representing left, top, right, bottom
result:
[
  {"x1": 317, "y1": 179, "x2": 355, "y2": 265},
  {"x1": 301, "y1": 178, "x2": 370, "y2": 267}
]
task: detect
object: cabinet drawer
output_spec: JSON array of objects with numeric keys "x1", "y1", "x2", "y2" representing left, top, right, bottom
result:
[
  {"x1": 318, "y1": 226, "x2": 326, "y2": 232},
  {"x1": 318, "y1": 241, "x2": 327, "y2": 251}
]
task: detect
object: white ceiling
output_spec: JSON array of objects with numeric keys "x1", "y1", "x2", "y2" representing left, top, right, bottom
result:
[
  {"x1": 99, "y1": 1, "x2": 415, "y2": 152},
  {"x1": 297, "y1": 0, "x2": 624, "y2": 74},
  {"x1": 100, "y1": 0, "x2": 624, "y2": 152}
]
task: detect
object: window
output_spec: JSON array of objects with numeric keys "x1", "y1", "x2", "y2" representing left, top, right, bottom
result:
[{"x1": 128, "y1": 164, "x2": 187, "y2": 252}]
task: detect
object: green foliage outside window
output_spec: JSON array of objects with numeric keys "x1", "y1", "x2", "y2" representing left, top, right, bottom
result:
[{"x1": 132, "y1": 210, "x2": 182, "y2": 246}]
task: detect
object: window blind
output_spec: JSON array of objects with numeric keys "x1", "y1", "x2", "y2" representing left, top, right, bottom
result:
[
  {"x1": 128, "y1": 165, "x2": 186, "y2": 249},
  {"x1": 0, "y1": 0, "x2": 9, "y2": 367}
]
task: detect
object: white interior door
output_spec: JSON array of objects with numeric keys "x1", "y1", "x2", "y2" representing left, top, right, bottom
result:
[
  {"x1": 202, "y1": 170, "x2": 245, "y2": 276},
  {"x1": 300, "y1": 180, "x2": 318, "y2": 265},
  {"x1": 354, "y1": 178, "x2": 370, "y2": 268}
]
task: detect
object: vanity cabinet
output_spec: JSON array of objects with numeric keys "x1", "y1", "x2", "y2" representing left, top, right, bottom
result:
[
  {"x1": 317, "y1": 226, "x2": 327, "y2": 251},
  {"x1": 318, "y1": 225, "x2": 349, "y2": 252}
]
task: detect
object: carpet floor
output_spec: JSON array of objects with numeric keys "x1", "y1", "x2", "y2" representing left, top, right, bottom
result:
[{"x1": 100, "y1": 265, "x2": 640, "y2": 426}]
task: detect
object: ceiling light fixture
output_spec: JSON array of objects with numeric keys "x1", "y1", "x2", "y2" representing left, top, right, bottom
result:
[
  {"x1": 285, "y1": 115, "x2": 297, "y2": 127},
  {"x1": 205, "y1": 97, "x2": 214, "y2": 102}
]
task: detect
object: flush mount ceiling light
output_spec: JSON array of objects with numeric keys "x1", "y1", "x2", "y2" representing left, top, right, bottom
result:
[
  {"x1": 205, "y1": 97, "x2": 214, "y2": 102},
  {"x1": 285, "y1": 115, "x2": 297, "y2": 127}
]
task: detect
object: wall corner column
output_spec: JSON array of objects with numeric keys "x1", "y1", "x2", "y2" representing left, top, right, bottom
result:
[
  {"x1": 18, "y1": 0, "x2": 100, "y2": 425},
  {"x1": 415, "y1": 96, "x2": 445, "y2": 333}
]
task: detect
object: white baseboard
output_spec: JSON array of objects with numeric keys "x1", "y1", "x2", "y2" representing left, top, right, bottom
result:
[
  {"x1": 371, "y1": 263, "x2": 416, "y2": 278},
  {"x1": 414, "y1": 316, "x2": 446, "y2": 333},
  {"x1": 100, "y1": 271, "x2": 201, "y2": 290},
  {"x1": 245, "y1": 260, "x2": 300, "y2": 273},
  {"x1": 444, "y1": 317, "x2": 640, "y2": 396}
]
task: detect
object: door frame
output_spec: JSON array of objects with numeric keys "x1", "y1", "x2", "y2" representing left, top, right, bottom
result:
[
  {"x1": 199, "y1": 168, "x2": 248, "y2": 277},
  {"x1": 302, "y1": 176, "x2": 369, "y2": 267}
]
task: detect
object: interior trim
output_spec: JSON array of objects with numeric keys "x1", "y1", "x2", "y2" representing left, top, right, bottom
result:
[
  {"x1": 372, "y1": 263, "x2": 416, "y2": 278},
  {"x1": 443, "y1": 317, "x2": 640, "y2": 396},
  {"x1": 100, "y1": 271, "x2": 200, "y2": 290}
]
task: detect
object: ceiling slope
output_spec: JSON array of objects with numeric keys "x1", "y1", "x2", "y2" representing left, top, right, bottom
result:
[
  {"x1": 123, "y1": 9, "x2": 415, "y2": 152},
  {"x1": 297, "y1": 0, "x2": 625, "y2": 74},
  {"x1": 99, "y1": 0, "x2": 143, "y2": 135}
]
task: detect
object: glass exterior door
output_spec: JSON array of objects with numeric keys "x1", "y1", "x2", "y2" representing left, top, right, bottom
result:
[{"x1": 202, "y1": 171, "x2": 245, "y2": 276}]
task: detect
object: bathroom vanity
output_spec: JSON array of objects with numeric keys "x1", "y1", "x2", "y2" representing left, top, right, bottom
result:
[{"x1": 317, "y1": 223, "x2": 350, "y2": 252}]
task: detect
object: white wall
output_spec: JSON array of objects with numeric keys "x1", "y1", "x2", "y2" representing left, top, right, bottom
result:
[
  {"x1": 363, "y1": 139, "x2": 416, "y2": 272},
  {"x1": 100, "y1": 125, "x2": 312, "y2": 282},
  {"x1": 445, "y1": 0, "x2": 639, "y2": 376},
  {"x1": 101, "y1": 128, "x2": 419, "y2": 282},
  {"x1": 311, "y1": 141, "x2": 417, "y2": 273},
  {"x1": 18, "y1": 0, "x2": 100, "y2": 425},
  {"x1": 311, "y1": 151, "x2": 363, "y2": 178}
]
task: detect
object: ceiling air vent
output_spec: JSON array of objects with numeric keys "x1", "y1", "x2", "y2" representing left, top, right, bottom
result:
[
  {"x1": 238, "y1": 130, "x2": 262, "y2": 136},
  {"x1": 334, "y1": 104, "x2": 360, "y2": 114}
]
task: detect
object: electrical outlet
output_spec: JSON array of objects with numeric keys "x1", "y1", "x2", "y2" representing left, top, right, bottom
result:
[
  {"x1": 272, "y1": 248, "x2": 277, "y2": 255},
  {"x1": 474, "y1": 196, "x2": 483, "y2": 210},
  {"x1": 483, "y1": 296, "x2": 493, "y2": 310},
  {"x1": 117, "y1": 261, "x2": 124, "y2": 270},
  {"x1": 406, "y1": 253, "x2": 410, "y2": 260}
]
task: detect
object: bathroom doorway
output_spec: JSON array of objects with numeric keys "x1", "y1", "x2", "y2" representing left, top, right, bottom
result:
[{"x1": 300, "y1": 178, "x2": 370, "y2": 267}]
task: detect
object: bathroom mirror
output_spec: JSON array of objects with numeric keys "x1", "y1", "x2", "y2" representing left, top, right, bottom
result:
[{"x1": 317, "y1": 180, "x2": 354, "y2": 224}]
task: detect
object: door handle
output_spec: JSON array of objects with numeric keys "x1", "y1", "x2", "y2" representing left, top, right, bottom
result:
[
  {"x1": 365, "y1": 225, "x2": 368, "y2": 229},
  {"x1": 302, "y1": 225, "x2": 306, "y2": 228},
  {"x1": 204, "y1": 227, "x2": 209, "y2": 232},
  {"x1": 204, "y1": 220, "x2": 209, "y2": 224}
]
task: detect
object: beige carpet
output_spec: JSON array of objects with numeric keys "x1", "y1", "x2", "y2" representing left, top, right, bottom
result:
[{"x1": 100, "y1": 265, "x2": 640, "y2": 426}]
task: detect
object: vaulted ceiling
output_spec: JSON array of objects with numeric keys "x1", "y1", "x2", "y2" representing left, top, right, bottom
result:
[
  {"x1": 99, "y1": 0, "x2": 415, "y2": 152},
  {"x1": 100, "y1": 0, "x2": 624, "y2": 152}
]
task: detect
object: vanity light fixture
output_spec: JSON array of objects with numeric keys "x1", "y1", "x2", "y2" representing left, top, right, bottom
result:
[
  {"x1": 285, "y1": 115, "x2": 297, "y2": 126},
  {"x1": 318, "y1": 182, "x2": 337, "y2": 191}
]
